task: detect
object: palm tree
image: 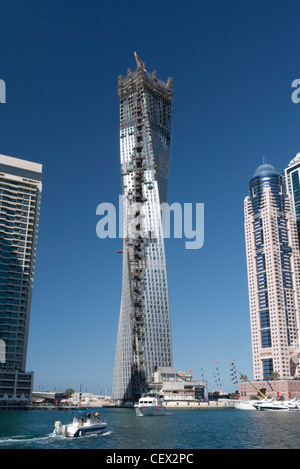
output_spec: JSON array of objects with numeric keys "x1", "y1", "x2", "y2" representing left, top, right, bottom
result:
[{"x1": 65, "y1": 388, "x2": 75, "y2": 398}]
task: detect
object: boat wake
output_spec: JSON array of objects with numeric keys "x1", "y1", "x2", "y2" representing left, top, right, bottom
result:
[
  {"x1": 51, "y1": 429, "x2": 113, "y2": 440},
  {"x1": 0, "y1": 429, "x2": 113, "y2": 448},
  {"x1": 0, "y1": 434, "x2": 54, "y2": 447}
]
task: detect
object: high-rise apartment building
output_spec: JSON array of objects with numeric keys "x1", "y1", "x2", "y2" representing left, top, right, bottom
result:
[
  {"x1": 244, "y1": 163, "x2": 300, "y2": 381},
  {"x1": 284, "y1": 153, "x2": 300, "y2": 249},
  {"x1": 112, "y1": 55, "x2": 173, "y2": 401},
  {"x1": 0, "y1": 154, "x2": 42, "y2": 403}
]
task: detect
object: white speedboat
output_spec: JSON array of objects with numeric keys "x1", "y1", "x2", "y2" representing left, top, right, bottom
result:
[
  {"x1": 234, "y1": 400, "x2": 262, "y2": 410},
  {"x1": 254, "y1": 400, "x2": 299, "y2": 412},
  {"x1": 134, "y1": 393, "x2": 166, "y2": 416},
  {"x1": 53, "y1": 410, "x2": 107, "y2": 437}
]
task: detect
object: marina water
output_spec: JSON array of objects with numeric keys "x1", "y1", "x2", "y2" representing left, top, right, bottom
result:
[{"x1": 1, "y1": 407, "x2": 300, "y2": 449}]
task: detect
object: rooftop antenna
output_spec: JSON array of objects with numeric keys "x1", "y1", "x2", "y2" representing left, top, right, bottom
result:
[{"x1": 262, "y1": 156, "x2": 267, "y2": 164}]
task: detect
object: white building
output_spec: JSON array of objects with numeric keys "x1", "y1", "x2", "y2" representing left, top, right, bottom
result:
[{"x1": 149, "y1": 367, "x2": 208, "y2": 402}]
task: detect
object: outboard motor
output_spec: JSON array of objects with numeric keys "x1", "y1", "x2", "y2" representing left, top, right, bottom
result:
[{"x1": 54, "y1": 421, "x2": 62, "y2": 435}]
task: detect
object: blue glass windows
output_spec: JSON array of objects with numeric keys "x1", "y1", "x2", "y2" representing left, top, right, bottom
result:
[
  {"x1": 261, "y1": 329, "x2": 272, "y2": 348},
  {"x1": 262, "y1": 358, "x2": 274, "y2": 379}
]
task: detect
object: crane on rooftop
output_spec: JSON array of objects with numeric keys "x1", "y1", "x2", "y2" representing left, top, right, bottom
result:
[{"x1": 134, "y1": 52, "x2": 146, "y2": 71}]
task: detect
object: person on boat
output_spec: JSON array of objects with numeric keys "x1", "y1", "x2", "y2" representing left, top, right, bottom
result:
[{"x1": 95, "y1": 411, "x2": 100, "y2": 420}]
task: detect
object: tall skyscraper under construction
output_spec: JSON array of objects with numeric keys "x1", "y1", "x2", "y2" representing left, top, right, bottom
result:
[{"x1": 112, "y1": 54, "x2": 173, "y2": 401}]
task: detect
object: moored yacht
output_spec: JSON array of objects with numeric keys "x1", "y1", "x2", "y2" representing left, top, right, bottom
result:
[
  {"x1": 134, "y1": 393, "x2": 166, "y2": 416},
  {"x1": 254, "y1": 400, "x2": 299, "y2": 412},
  {"x1": 233, "y1": 400, "x2": 263, "y2": 410}
]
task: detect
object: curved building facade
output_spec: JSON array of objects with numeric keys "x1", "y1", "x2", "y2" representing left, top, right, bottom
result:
[
  {"x1": 112, "y1": 58, "x2": 173, "y2": 401},
  {"x1": 284, "y1": 153, "x2": 300, "y2": 249}
]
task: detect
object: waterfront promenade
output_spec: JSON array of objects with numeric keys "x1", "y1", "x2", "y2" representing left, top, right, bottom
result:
[
  {"x1": 117, "y1": 400, "x2": 233, "y2": 410},
  {"x1": 0, "y1": 400, "x2": 234, "y2": 411}
]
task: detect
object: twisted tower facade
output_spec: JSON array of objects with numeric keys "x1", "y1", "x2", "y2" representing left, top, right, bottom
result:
[{"x1": 112, "y1": 55, "x2": 173, "y2": 401}]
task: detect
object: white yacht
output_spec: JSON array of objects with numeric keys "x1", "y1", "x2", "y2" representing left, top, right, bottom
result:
[
  {"x1": 233, "y1": 400, "x2": 262, "y2": 410},
  {"x1": 253, "y1": 400, "x2": 299, "y2": 412},
  {"x1": 134, "y1": 393, "x2": 166, "y2": 416},
  {"x1": 53, "y1": 410, "x2": 107, "y2": 437}
]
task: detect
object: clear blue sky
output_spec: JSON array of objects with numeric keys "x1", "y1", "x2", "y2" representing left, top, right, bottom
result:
[{"x1": 1, "y1": 0, "x2": 300, "y2": 394}]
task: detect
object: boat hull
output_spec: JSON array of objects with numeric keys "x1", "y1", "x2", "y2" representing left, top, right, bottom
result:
[
  {"x1": 254, "y1": 404, "x2": 298, "y2": 412},
  {"x1": 54, "y1": 422, "x2": 107, "y2": 438},
  {"x1": 257, "y1": 406, "x2": 289, "y2": 412},
  {"x1": 135, "y1": 405, "x2": 166, "y2": 416},
  {"x1": 73, "y1": 423, "x2": 107, "y2": 437},
  {"x1": 234, "y1": 401, "x2": 258, "y2": 410}
]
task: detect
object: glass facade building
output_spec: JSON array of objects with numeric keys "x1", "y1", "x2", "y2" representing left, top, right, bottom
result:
[
  {"x1": 112, "y1": 58, "x2": 173, "y2": 401},
  {"x1": 284, "y1": 153, "x2": 300, "y2": 250},
  {"x1": 0, "y1": 154, "x2": 42, "y2": 402},
  {"x1": 244, "y1": 163, "x2": 300, "y2": 380}
]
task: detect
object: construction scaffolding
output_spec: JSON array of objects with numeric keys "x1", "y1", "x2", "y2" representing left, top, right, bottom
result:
[{"x1": 114, "y1": 53, "x2": 173, "y2": 402}]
